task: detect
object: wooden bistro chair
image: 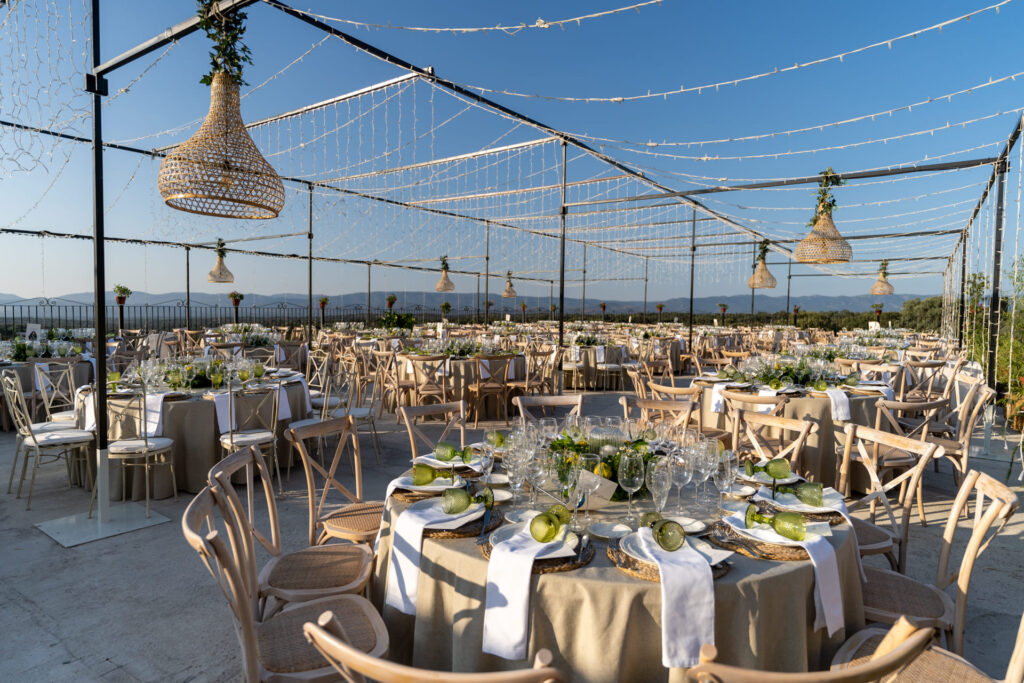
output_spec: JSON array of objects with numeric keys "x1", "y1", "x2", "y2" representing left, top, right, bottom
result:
[
  {"x1": 626, "y1": 367, "x2": 649, "y2": 400},
  {"x1": 513, "y1": 394, "x2": 584, "y2": 428},
  {"x1": 285, "y1": 416, "x2": 384, "y2": 547},
  {"x1": 926, "y1": 382, "x2": 997, "y2": 492},
  {"x1": 275, "y1": 340, "x2": 306, "y2": 371},
  {"x1": 685, "y1": 617, "x2": 935, "y2": 683},
  {"x1": 729, "y1": 410, "x2": 818, "y2": 472},
  {"x1": 304, "y1": 610, "x2": 566, "y2": 683},
  {"x1": 837, "y1": 423, "x2": 943, "y2": 573},
  {"x1": 409, "y1": 355, "x2": 452, "y2": 407},
  {"x1": 398, "y1": 401, "x2": 467, "y2": 460},
  {"x1": 651, "y1": 383, "x2": 731, "y2": 447},
  {"x1": 619, "y1": 396, "x2": 696, "y2": 430},
  {"x1": 468, "y1": 354, "x2": 512, "y2": 428},
  {"x1": 2, "y1": 369, "x2": 94, "y2": 510},
  {"x1": 182, "y1": 480, "x2": 386, "y2": 682},
  {"x1": 720, "y1": 390, "x2": 789, "y2": 454},
  {"x1": 857, "y1": 469, "x2": 1018, "y2": 655},
  {"x1": 508, "y1": 349, "x2": 552, "y2": 400}
]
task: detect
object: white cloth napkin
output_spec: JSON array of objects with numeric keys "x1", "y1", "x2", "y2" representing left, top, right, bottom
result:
[
  {"x1": 385, "y1": 499, "x2": 484, "y2": 615},
  {"x1": 144, "y1": 393, "x2": 165, "y2": 437},
  {"x1": 212, "y1": 392, "x2": 234, "y2": 434},
  {"x1": 724, "y1": 512, "x2": 844, "y2": 636},
  {"x1": 595, "y1": 346, "x2": 606, "y2": 364},
  {"x1": 275, "y1": 385, "x2": 292, "y2": 421},
  {"x1": 757, "y1": 388, "x2": 778, "y2": 414},
  {"x1": 711, "y1": 382, "x2": 728, "y2": 413},
  {"x1": 295, "y1": 376, "x2": 313, "y2": 413},
  {"x1": 482, "y1": 525, "x2": 554, "y2": 660},
  {"x1": 637, "y1": 527, "x2": 715, "y2": 668},
  {"x1": 33, "y1": 362, "x2": 50, "y2": 391},
  {"x1": 824, "y1": 388, "x2": 851, "y2": 421},
  {"x1": 78, "y1": 386, "x2": 96, "y2": 432}
]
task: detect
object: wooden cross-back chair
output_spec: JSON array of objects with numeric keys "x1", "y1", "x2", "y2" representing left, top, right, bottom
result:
[
  {"x1": 859, "y1": 468, "x2": 1018, "y2": 655},
  {"x1": 508, "y1": 349, "x2": 553, "y2": 399},
  {"x1": 106, "y1": 350, "x2": 139, "y2": 374},
  {"x1": 838, "y1": 423, "x2": 944, "y2": 572},
  {"x1": 513, "y1": 394, "x2": 584, "y2": 427},
  {"x1": 371, "y1": 350, "x2": 409, "y2": 422},
  {"x1": 730, "y1": 410, "x2": 818, "y2": 471},
  {"x1": 468, "y1": 354, "x2": 512, "y2": 428},
  {"x1": 285, "y1": 416, "x2": 384, "y2": 547},
  {"x1": 857, "y1": 362, "x2": 905, "y2": 397},
  {"x1": 409, "y1": 355, "x2": 452, "y2": 406},
  {"x1": 626, "y1": 367, "x2": 649, "y2": 399},
  {"x1": 686, "y1": 618, "x2": 935, "y2": 683},
  {"x1": 398, "y1": 401, "x2": 467, "y2": 459},
  {"x1": 242, "y1": 346, "x2": 275, "y2": 365},
  {"x1": 304, "y1": 610, "x2": 565, "y2": 683},
  {"x1": 902, "y1": 359, "x2": 947, "y2": 401},
  {"x1": 182, "y1": 480, "x2": 386, "y2": 682},
  {"x1": 927, "y1": 381, "x2": 996, "y2": 491},
  {"x1": 275, "y1": 340, "x2": 306, "y2": 371},
  {"x1": 719, "y1": 389, "x2": 789, "y2": 452},
  {"x1": 619, "y1": 396, "x2": 696, "y2": 430},
  {"x1": 305, "y1": 347, "x2": 332, "y2": 398},
  {"x1": 650, "y1": 383, "x2": 730, "y2": 446}
]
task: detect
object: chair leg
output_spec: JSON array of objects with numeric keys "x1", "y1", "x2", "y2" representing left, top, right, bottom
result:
[
  {"x1": 168, "y1": 456, "x2": 179, "y2": 501},
  {"x1": 143, "y1": 457, "x2": 151, "y2": 519},
  {"x1": 8, "y1": 436, "x2": 24, "y2": 494},
  {"x1": 25, "y1": 448, "x2": 42, "y2": 510}
]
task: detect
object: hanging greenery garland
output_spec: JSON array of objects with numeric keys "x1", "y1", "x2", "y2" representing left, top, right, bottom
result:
[{"x1": 196, "y1": 0, "x2": 253, "y2": 85}]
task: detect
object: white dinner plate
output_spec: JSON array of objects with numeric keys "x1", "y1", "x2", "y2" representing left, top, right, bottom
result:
[
  {"x1": 393, "y1": 475, "x2": 464, "y2": 493},
  {"x1": 503, "y1": 508, "x2": 542, "y2": 524},
  {"x1": 619, "y1": 531, "x2": 732, "y2": 566},
  {"x1": 729, "y1": 485, "x2": 757, "y2": 498},
  {"x1": 491, "y1": 489, "x2": 513, "y2": 504},
  {"x1": 666, "y1": 516, "x2": 707, "y2": 535},
  {"x1": 480, "y1": 473, "x2": 509, "y2": 486},
  {"x1": 723, "y1": 511, "x2": 832, "y2": 546},
  {"x1": 413, "y1": 453, "x2": 480, "y2": 470},
  {"x1": 752, "y1": 486, "x2": 846, "y2": 515},
  {"x1": 489, "y1": 522, "x2": 578, "y2": 558},
  {"x1": 588, "y1": 520, "x2": 632, "y2": 540}
]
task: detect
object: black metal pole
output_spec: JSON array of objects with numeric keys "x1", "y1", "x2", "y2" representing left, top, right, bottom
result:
[
  {"x1": 475, "y1": 273, "x2": 480, "y2": 323},
  {"x1": 786, "y1": 258, "x2": 792, "y2": 314},
  {"x1": 307, "y1": 186, "x2": 313, "y2": 335},
  {"x1": 549, "y1": 281, "x2": 553, "y2": 317},
  {"x1": 688, "y1": 208, "x2": 695, "y2": 351},
  {"x1": 957, "y1": 237, "x2": 968, "y2": 347},
  {"x1": 366, "y1": 264, "x2": 371, "y2": 325},
  {"x1": 88, "y1": 0, "x2": 108, "y2": 456},
  {"x1": 987, "y1": 160, "x2": 1007, "y2": 388},
  {"x1": 581, "y1": 244, "x2": 587, "y2": 321},
  {"x1": 185, "y1": 246, "x2": 191, "y2": 328},
  {"x1": 642, "y1": 257, "x2": 649, "y2": 320},
  {"x1": 484, "y1": 221, "x2": 490, "y2": 325},
  {"x1": 558, "y1": 141, "x2": 567, "y2": 346}
]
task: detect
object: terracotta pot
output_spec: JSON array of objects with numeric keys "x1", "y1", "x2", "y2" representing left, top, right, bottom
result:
[
  {"x1": 319, "y1": 302, "x2": 327, "y2": 310},
  {"x1": 232, "y1": 299, "x2": 241, "y2": 307},
  {"x1": 116, "y1": 296, "x2": 126, "y2": 305}
]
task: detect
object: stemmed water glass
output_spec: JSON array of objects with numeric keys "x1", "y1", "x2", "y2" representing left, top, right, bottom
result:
[
  {"x1": 693, "y1": 440, "x2": 716, "y2": 509},
  {"x1": 538, "y1": 417, "x2": 559, "y2": 442},
  {"x1": 670, "y1": 446, "x2": 694, "y2": 515},
  {"x1": 712, "y1": 450, "x2": 736, "y2": 505},
  {"x1": 577, "y1": 453, "x2": 601, "y2": 526},
  {"x1": 558, "y1": 454, "x2": 583, "y2": 532},
  {"x1": 582, "y1": 416, "x2": 601, "y2": 441},
  {"x1": 563, "y1": 414, "x2": 584, "y2": 441},
  {"x1": 505, "y1": 448, "x2": 528, "y2": 511},
  {"x1": 617, "y1": 451, "x2": 645, "y2": 528},
  {"x1": 527, "y1": 448, "x2": 549, "y2": 510},
  {"x1": 646, "y1": 457, "x2": 673, "y2": 517}
]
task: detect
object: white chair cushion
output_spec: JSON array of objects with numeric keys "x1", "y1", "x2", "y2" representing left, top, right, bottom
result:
[
  {"x1": 108, "y1": 437, "x2": 174, "y2": 455},
  {"x1": 311, "y1": 396, "x2": 342, "y2": 409},
  {"x1": 347, "y1": 407, "x2": 373, "y2": 419},
  {"x1": 597, "y1": 363, "x2": 622, "y2": 371},
  {"x1": 220, "y1": 430, "x2": 275, "y2": 448},
  {"x1": 29, "y1": 421, "x2": 76, "y2": 434},
  {"x1": 308, "y1": 388, "x2": 323, "y2": 399},
  {"x1": 287, "y1": 417, "x2": 324, "y2": 431},
  {"x1": 28, "y1": 429, "x2": 94, "y2": 446},
  {"x1": 50, "y1": 410, "x2": 77, "y2": 421}
]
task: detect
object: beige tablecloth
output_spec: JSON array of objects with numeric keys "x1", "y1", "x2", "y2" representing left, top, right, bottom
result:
[
  {"x1": 561, "y1": 346, "x2": 627, "y2": 390},
  {"x1": 696, "y1": 385, "x2": 877, "y2": 488},
  {"x1": 76, "y1": 381, "x2": 309, "y2": 499},
  {"x1": 373, "y1": 499, "x2": 863, "y2": 681}
]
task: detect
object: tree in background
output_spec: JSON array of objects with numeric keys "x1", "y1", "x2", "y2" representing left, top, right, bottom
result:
[
  {"x1": 871, "y1": 302, "x2": 883, "y2": 321},
  {"x1": 656, "y1": 303, "x2": 664, "y2": 322},
  {"x1": 600, "y1": 301, "x2": 607, "y2": 322},
  {"x1": 440, "y1": 301, "x2": 451, "y2": 318}
]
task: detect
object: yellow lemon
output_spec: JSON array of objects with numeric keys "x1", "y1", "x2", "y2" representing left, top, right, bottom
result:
[{"x1": 594, "y1": 462, "x2": 613, "y2": 479}]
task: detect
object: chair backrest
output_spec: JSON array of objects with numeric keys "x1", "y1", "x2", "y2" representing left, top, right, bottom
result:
[
  {"x1": 276, "y1": 341, "x2": 306, "y2": 370},
  {"x1": 731, "y1": 410, "x2": 818, "y2": 469},
  {"x1": 208, "y1": 445, "x2": 283, "y2": 562},
  {"x1": 873, "y1": 397, "x2": 948, "y2": 440},
  {"x1": 684, "y1": 618, "x2": 935, "y2": 682},
  {"x1": 839, "y1": 423, "x2": 944, "y2": 571},
  {"x1": 286, "y1": 416, "x2": 365, "y2": 547},
  {"x1": 513, "y1": 394, "x2": 584, "y2": 426},
  {"x1": 626, "y1": 367, "x2": 649, "y2": 399},
  {"x1": 935, "y1": 469, "x2": 1018, "y2": 654},
  {"x1": 243, "y1": 346, "x2": 275, "y2": 364},
  {"x1": 474, "y1": 355, "x2": 512, "y2": 389},
  {"x1": 303, "y1": 611, "x2": 566, "y2": 683},
  {"x1": 951, "y1": 384, "x2": 995, "y2": 449},
  {"x1": 306, "y1": 347, "x2": 332, "y2": 393},
  {"x1": 1007, "y1": 610, "x2": 1024, "y2": 683},
  {"x1": 108, "y1": 386, "x2": 153, "y2": 449},
  {"x1": 33, "y1": 358, "x2": 79, "y2": 418},
  {"x1": 648, "y1": 382, "x2": 700, "y2": 402},
  {"x1": 398, "y1": 401, "x2": 467, "y2": 459},
  {"x1": 619, "y1": 396, "x2": 695, "y2": 429},
  {"x1": 409, "y1": 355, "x2": 450, "y2": 401},
  {"x1": 223, "y1": 380, "x2": 280, "y2": 445},
  {"x1": 181, "y1": 483, "x2": 263, "y2": 682},
  {"x1": 0, "y1": 369, "x2": 35, "y2": 441}
]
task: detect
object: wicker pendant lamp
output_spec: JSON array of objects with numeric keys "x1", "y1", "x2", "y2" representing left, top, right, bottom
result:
[
  {"x1": 747, "y1": 240, "x2": 777, "y2": 289},
  {"x1": 158, "y1": 4, "x2": 283, "y2": 219},
  {"x1": 207, "y1": 238, "x2": 234, "y2": 283},
  {"x1": 869, "y1": 259, "x2": 895, "y2": 295},
  {"x1": 795, "y1": 168, "x2": 851, "y2": 264},
  {"x1": 502, "y1": 271, "x2": 518, "y2": 298},
  {"x1": 435, "y1": 255, "x2": 455, "y2": 292}
]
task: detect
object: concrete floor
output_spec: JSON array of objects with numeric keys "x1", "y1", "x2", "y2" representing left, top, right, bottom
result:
[{"x1": 0, "y1": 389, "x2": 1021, "y2": 681}]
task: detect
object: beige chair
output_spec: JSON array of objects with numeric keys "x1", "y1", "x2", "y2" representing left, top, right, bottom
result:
[
  {"x1": 833, "y1": 610, "x2": 1024, "y2": 683},
  {"x1": 902, "y1": 359, "x2": 947, "y2": 401},
  {"x1": 508, "y1": 349, "x2": 550, "y2": 399},
  {"x1": 467, "y1": 354, "x2": 512, "y2": 428},
  {"x1": 720, "y1": 390, "x2": 789, "y2": 455},
  {"x1": 409, "y1": 355, "x2": 452, "y2": 406},
  {"x1": 182, "y1": 483, "x2": 387, "y2": 682},
  {"x1": 654, "y1": 383, "x2": 731, "y2": 446},
  {"x1": 219, "y1": 380, "x2": 283, "y2": 494},
  {"x1": 304, "y1": 610, "x2": 566, "y2": 682},
  {"x1": 208, "y1": 446, "x2": 375, "y2": 617},
  {"x1": 926, "y1": 383, "x2": 996, "y2": 492},
  {"x1": 513, "y1": 394, "x2": 584, "y2": 427},
  {"x1": 275, "y1": 340, "x2": 306, "y2": 371},
  {"x1": 626, "y1": 367, "x2": 649, "y2": 399},
  {"x1": 285, "y1": 416, "x2": 384, "y2": 547},
  {"x1": 859, "y1": 469, "x2": 1018, "y2": 654},
  {"x1": 538, "y1": 347, "x2": 562, "y2": 395},
  {"x1": 837, "y1": 423, "x2": 943, "y2": 572},
  {"x1": 730, "y1": 410, "x2": 817, "y2": 472},
  {"x1": 2, "y1": 369, "x2": 94, "y2": 510},
  {"x1": 398, "y1": 401, "x2": 467, "y2": 460},
  {"x1": 619, "y1": 396, "x2": 695, "y2": 429},
  {"x1": 686, "y1": 617, "x2": 934, "y2": 682},
  {"x1": 32, "y1": 358, "x2": 80, "y2": 424}
]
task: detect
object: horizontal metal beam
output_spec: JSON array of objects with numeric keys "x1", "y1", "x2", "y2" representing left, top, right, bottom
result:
[
  {"x1": 791, "y1": 271, "x2": 944, "y2": 277},
  {"x1": 196, "y1": 231, "x2": 308, "y2": 246}
]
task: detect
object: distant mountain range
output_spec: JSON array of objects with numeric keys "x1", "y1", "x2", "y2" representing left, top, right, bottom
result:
[{"x1": 0, "y1": 290, "x2": 938, "y2": 314}]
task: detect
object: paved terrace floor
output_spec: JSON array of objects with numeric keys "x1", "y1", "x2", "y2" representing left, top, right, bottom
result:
[{"x1": 1, "y1": 388, "x2": 1021, "y2": 681}]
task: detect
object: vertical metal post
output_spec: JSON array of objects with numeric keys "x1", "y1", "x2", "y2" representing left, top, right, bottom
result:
[
  {"x1": 642, "y1": 257, "x2": 649, "y2": 319},
  {"x1": 484, "y1": 221, "x2": 491, "y2": 325},
  {"x1": 366, "y1": 263, "x2": 371, "y2": 325},
  {"x1": 688, "y1": 208, "x2": 696, "y2": 351},
  {"x1": 185, "y1": 246, "x2": 191, "y2": 328},
  {"x1": 786, "y1": 258, "x2": 792, "y2": 314},
  {"x1": 87, "y1": 0, "x2": 109, "y2": 521},
  {"x1": 750, "y1": 243, "x2": 756, "y2": 318},
  {"x1": 580, "y1": 244, "x2": 587, "y2": 320},
  {"x1": 307, "y1": 186, "x2": 313, "y2": 335},
  {"x1": 549, "y1": 281, "x2": 553, "y2": 317},
  {"x1": 475, "y1": 273, "x2": 480, "y2": 323},
  {"x1": 957, "y1": 236, "x2": 968, "y2": 346},
  {"x1": 987, "y1": 160, "x2": 1007, "y2": 388},
  {"x1": 558, "y1": 141, "x2": 567, "y2": 346}
]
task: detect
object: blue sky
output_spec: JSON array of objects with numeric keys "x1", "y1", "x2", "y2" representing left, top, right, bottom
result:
[{"x1": 1, "y1": 0, "x2": 1022, "y2": 307}]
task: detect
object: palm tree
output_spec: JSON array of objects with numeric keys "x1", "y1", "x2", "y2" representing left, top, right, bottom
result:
[
  {"x1": 871, "y1": 302, "x2": 884, "y2": 322},
  {"x1": 599, "y1": 301, "x2": 607, "y2": 322},
  {"x1": 656, "y1": 303, "x2": 664, "y2": 323},
  {"x1": 519, "y1": 301, "x2": 527, "y2": 322},
  {"x1": 717, "y1": 303, "x2": 728, "y2": 325},
  {"x1": 792, "y1": 304, "x2": 801, "y2": 327}
]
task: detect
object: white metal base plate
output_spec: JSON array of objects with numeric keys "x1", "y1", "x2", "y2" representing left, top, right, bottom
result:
[{"x1": 35, "y1": 502, "x2": 169, "y2": 548}]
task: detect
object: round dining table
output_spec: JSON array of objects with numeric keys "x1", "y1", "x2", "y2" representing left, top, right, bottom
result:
[{"x1": 372, "y1": 496, "x2": 864, "y2": 682}]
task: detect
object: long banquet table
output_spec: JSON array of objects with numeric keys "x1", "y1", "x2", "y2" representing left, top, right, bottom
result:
[{"x1": 373, "y1": 497, "x2": 864, "y2": 682}]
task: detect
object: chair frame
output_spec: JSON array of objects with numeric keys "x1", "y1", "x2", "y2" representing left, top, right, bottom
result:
[
  {"x1": 398, "y1": 401, "x2": 468, "y2": 459},
  {"x1": 513, "y1": 394, "x2": 584, "y2": 427},
  {"x1": 730, "y1": 410, "x2": 818, "y2": 472}
]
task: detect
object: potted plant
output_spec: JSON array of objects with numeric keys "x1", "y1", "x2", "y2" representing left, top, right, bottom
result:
[
  {"x1": 550, "y1": 304, "x2": 557, "y2": 315},
  {"x1": 600, "y1": 301, "x2": 607, "y2": 322},
  {"x1": 440, "y1": 301, "x2": 451, "y2": 319},
  {"x1": 113, "y1": 284, "x2": 132, "y2": 305},
  {"x1": 871, "y1": 302, "x2": 884, "y2": 322},
  {"x1": 520, "y1": 301, "x2": 527, "y2": 322},
  {"x1": 793, "y1": 304, "x2": 801, "y2": 326},
  {"x1": 717, "y1": 303, "x2": 728, "y2": 325},
  {"x1": 386, "y1": 294, "x2": 397, "y2": 310},
  {"x1": 656, "y1": 303, "x2": 664, "y2": 323},
  {"x1": 318, "y1": 296, "x2": 329, "y2": 310},
  {"x1": 228, "y1": 291, "x2": 244, "y2": 324}
]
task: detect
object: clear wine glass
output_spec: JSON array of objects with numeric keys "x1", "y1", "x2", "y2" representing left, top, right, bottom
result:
[
  {"x1": 670, "y1": 447, "x2": 694, "y2": 515},
  {"x1": 694, "y1": 441, "x2": 716, "y2": 508},
  {"x1": 646, "y1": 458, "x2": 673, "y2": 516},
  {"x1": 577, "y1": 453, "x2": 601, "y2": 526},
  {"x1": 538, "y1": 417, "x2": 559, "y2": 442},
  {"x1": 582, "y1": 416, "x2": 601, "y2": 441},
  {"x1": 527, "y1": 449, "x2": 549, "y2": 510},
  {"x1": 505, "y1": 448, "x2": 528, "y2": 511},
  {"x1": 617, "y1": 451, "x2": 645, "y2": 528},
  {"x1": 712, "y1": 450, "x2": 735, "y2": 505}
]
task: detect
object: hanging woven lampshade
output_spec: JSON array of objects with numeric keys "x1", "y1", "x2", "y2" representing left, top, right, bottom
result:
[
  {"x1": 158, "y1": 72, "x2": 285, "y2": 219},
  {"x1": 795, "y1": 211, "x2": 852, "y2": 263},
  {"x1": 869, "y1": 260, "x2": 895, "y2": 295},
  {"x1": 207, "y1": 238, "x2": 234, "y2": 283},
  {"x1": 748, "y1": 259, "x2": 777, "y2": 289},
  {"x1": 502, "y1": 271, "x2": 517, "y2": 298},
  {"x1": 435, "y1": 255, "x2": 455, "y2": 292}
]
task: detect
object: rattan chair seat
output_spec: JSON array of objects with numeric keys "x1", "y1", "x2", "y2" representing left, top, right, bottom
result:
[
  {"x1": 257, "y1": 595, "x2": 383, "y2": 674},
  {"x1": 322, "y1": 501, "x2": 384, "y2": 539},
  {"x1": 863, "y1": 566, "x2": 951, "y2": 623},
  {"x1": 265, "y1": 544, "x2": 371, "y2": 591},
  {"x1": 841, "y1": 631, "x2": 991, "y2": 683}
]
